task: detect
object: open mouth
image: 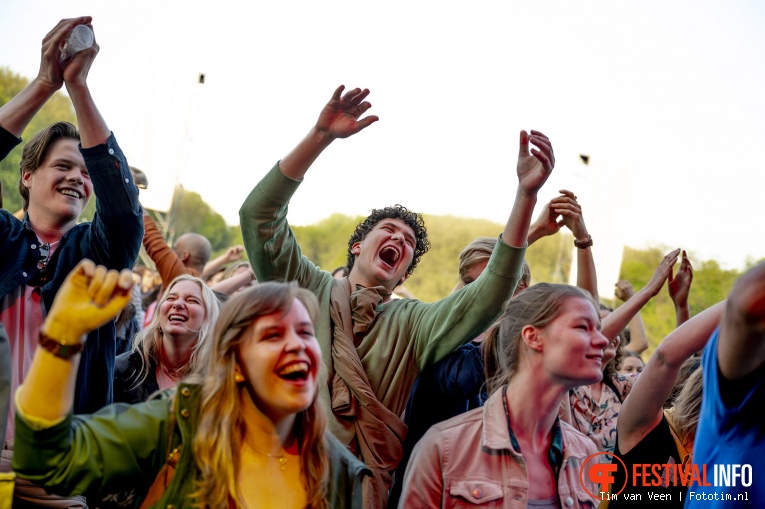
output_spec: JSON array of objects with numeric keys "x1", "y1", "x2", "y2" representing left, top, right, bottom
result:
[
  {"x1": 277, "y1": 361, "x2": 311, "y2": 381},
  {"x1": 168, "y1": 314, "x2": 187, "y2": 322},
  {"x1": 58, "y1": 188, "x2": 82, "y2": 199},
  {"x1": 379, "y1": 246, "x2": 400, "y2": 268}
]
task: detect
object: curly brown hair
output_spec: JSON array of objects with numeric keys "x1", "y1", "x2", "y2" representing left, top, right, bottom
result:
[{"x1": 346, "y1": 204, "x2": 430, "y2": 278}]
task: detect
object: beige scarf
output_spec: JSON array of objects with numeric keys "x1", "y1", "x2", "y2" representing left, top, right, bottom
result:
[{"x1": 329, "y1": 278, "x2": 408, "y2": 509}]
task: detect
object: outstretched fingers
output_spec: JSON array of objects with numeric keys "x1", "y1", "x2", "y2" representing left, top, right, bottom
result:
[
  {"x1": 518, "y1": 130, "x2": 530, "y2": 158},
  {"x1": 331, "y1": 84, "x2": 346, "y2": 101},
  {"x1": 354, "y1": 114, "x2": 380, "y2": 132},
  {"x1": 350, "y1": 88, "x2": 371, "y2": 105},
  {"x1": 529, "y1": 131, "x2": 555, "y2": 169}
]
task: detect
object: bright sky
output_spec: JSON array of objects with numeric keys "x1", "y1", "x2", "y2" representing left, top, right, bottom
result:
[{"x1": 2, "y1": 1, "x2": 764, "y2": 288}]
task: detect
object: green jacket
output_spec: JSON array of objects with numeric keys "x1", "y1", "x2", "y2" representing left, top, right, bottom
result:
[
  {"x1": 240, "y1": 164, "x2": 527, "y2": 433},
  {"x1": 12, "y1": 383, "x2": 368, "y2": 508}
]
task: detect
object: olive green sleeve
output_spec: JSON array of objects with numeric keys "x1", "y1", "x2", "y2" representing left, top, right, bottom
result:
[{"x1": 12, "y1": 398, "x2": 171, "y2": 498}]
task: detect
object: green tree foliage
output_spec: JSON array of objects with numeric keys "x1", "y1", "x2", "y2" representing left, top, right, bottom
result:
[
  {"x1": 405, "y1": 215, "x2": 503, "y2": 301},
  {"x1": 526, "y1": 232, "x2": 574, "y2": 286},
  {"x1": 0, "y1": 68, "x2": 77, "y2": 212},
  {"x1": 293, "y1": 214, "x2": 360, "y2": 274}
]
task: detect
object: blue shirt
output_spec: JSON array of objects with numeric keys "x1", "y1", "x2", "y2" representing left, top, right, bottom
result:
[
  {"x1": 685, "y1": 328, "x2": 765, "y2": 508},
  {"x1": 0, "y1": 127, "x2": 143, "y2": 414}
]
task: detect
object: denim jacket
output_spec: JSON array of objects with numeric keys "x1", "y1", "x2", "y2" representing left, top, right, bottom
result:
[{"x1": 0, "y1": 129, "x2": 143, "y2": 414}]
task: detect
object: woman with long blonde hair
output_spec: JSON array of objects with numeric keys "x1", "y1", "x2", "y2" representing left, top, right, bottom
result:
[
  {"x1": 12, "y1": 261, "x2": 367, "y2": 508},
  {"x1": 113, "y1": 274, "x2": 220, "y2": 403}
]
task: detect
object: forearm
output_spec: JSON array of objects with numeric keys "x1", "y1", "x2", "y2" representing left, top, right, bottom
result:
[
  {"x1": 210, "y1": 270, "x2": 254, "y2": 296},
  {"x1": 526, "y1": 220, "x2": 547, "y2": 246},
  {"x1": 621, "y1": 301, "x2": 724, "y2": 440},
  {"x1": 65, "y1": 82, "x2": 109, "y2": 148},
  {"x1": 202, "y1": 254, "x2": 231, "y2": 279},
  {"x1": 17, "y1": 321, "x2": 82, "y2": 422},
  {"x1": 414, "y1": 241, "x2": 525, "y2": 369},
  {"x1": 655, "y1": 301, "x2": 724, "y2": 367},
  {"x1": 602, "y1": 287, "x2": 655, "y2": 341},
  {"x1": 0, "y1": 78, "x2": 59, "y2": 137},
  {"x1": 576, "y1": 247, "x2": 598, "y2": 301},
  {"x1": 142, "y1": 215, "x2": 186, "y2": 285},
  {"x1": 86, "y1": 137, "x2": 143, "y2": 269},
  {"x1": 675, "y1": 301, "x2": 691, "y2": 327},
  {"x1": 278, "y1": 126, "x2": 334, "y2": 180},
  {"x1": 502, "y1": 189, "x2": 536, "y2": 248},
  {"x1": 240, "y1": 165, "x2": 325, "y2": 289},
  {"x1": 624, "y1": 312, "x2": 648, "y2": 353}
]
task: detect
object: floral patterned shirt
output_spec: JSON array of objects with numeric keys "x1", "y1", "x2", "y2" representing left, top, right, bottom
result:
[{"x1": 569, "y1": 373, "x2": 636, "y2": 453}]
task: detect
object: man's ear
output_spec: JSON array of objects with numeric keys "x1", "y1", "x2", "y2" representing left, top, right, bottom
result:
[
  {"x1": 180, "y1": 251, "x2": 190, "y2": 263},
  {"x1": 21, "y1": 170, "x2": 33, "y2": 189},
  {"x1": 351, "y1": 242, "x2": 362, "y2": 256},
  {"x1": 521, "y1": 325, "x2": 544, "y2": 353}
]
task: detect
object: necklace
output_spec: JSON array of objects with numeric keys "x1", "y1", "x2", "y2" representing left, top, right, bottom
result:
[
  {"x1": 161, "y1": 362, "x2": 182, "y2": 381},
  {"x1": 245, "y1": 442, "x2": 288, "y2": 471}
]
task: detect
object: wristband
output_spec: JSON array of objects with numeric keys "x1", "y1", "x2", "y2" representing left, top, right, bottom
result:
[
  {"x1": 38, "y1": 331, "x2": 84, "y2": 359},
  {"x1": 574, "y1": 235, "x2": 593, "y2": 249}
]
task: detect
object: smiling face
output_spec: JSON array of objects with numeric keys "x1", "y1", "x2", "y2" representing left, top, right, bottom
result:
[
  {"x1": 236, "y1": 298, "x2": 321, "y2": 423},
  {"x1": 537, "y1": 297, "x2": 608, "y2": 387},
  {"x1": 158, "y1": 280, "x2": 206, "y2": 344},
  {"x1": 22, "y1": 138, "x2": 93, "y2": 227},
  {"x1": 349, "y1": 219, "x2": 416, "y2": 291}
]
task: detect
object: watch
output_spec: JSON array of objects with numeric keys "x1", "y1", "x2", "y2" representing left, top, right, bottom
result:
[
  {"x1": 574, "y1": 235, "x2": 593, "y2": 249},
  {"x1": 39, "y1": 331, "x2": 84, "y2": 359}
]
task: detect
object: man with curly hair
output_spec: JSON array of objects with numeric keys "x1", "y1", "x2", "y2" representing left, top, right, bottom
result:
[{"x1": 240, "y1": 85, "x2": 556, "y2": 508}]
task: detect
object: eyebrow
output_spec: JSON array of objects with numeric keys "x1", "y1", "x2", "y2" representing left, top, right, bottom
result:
[
  {"x1": 380, "y1": 221, "x2": 416, "y2": 243},
  {"x1": 50, "y1": 157, "x2": 81, "y2": 166}
]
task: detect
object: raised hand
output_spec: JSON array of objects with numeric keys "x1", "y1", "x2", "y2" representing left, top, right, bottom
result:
[
  {"x1": 62, "y1": 23, "x2": 99, "y2": 88},
  {"x1": 553, "y1": 190, "x2": 590, "y2": 242},
  {"x1": 315, "y1": 85, "x2": 379, "y2": 140},
  {"x1": 614, "y1": 280, "x2": 636, "y2": 301},
  {"x1": 644, "y1": 249, "x2": 681, "y2": 297},
  {"x1": 529, "y1": 198, "x2": 564, "y2": 241},
  {"x1": 668, "y1": 250, "x2": 693, "y2": 307},
  {"x1": 224, "y1": 245, "x2": 245, "y2": 263},
  {"x1": 44, "y1": 259, "x2": 133, "y2": 343},
  {"x1": 517, "y1": 130, "x2": 555, "y2": 195},
  {"x1": 38, "y1": 17, "x2": 93, "y2": 91}
]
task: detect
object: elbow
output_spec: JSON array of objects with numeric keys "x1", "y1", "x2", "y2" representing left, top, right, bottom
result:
[{"x1": 730, "y1": 265, "x2": 765, "y2": 325}]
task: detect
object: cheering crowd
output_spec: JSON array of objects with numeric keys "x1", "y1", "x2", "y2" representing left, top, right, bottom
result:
[{"x1": 0, "y1": 17, "x2": 763, "y2": 509}]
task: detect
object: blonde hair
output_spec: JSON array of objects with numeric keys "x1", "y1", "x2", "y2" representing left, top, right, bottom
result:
[
  {"x1": 671, "y1": 367, "x2": 703, "y2": 449},
  {"x1": 221, "y1": 262, "x2": 252, "y2": 281},
  {"x1": 455, "y1": 237, "x2": 530, "y2": 291},
  {"x1": 191, "y1": 282, "x2": 328, "y2": 509},
  {"x1": 131, "y1": 275, "x2": 220, "y2": 385}
]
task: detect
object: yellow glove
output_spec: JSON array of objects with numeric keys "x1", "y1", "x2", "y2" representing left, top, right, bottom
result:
[{"x1": 43, "y1": 259, "x2": 134, "y2": 344}]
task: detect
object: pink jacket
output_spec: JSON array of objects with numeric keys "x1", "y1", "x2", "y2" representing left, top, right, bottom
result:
[{"x1": 399, "y1": 389, "x2": 599, "y2": 508}]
